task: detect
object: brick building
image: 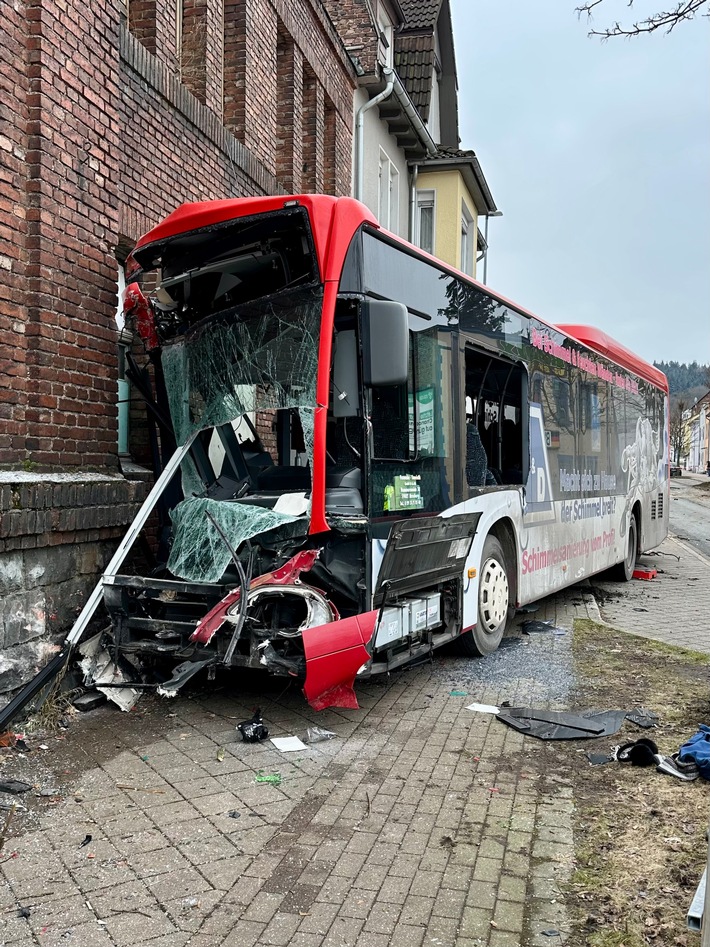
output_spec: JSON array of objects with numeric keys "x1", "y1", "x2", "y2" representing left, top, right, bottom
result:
[{"x1": 0, "y1": 0, "x2": 356, "y2": 699}]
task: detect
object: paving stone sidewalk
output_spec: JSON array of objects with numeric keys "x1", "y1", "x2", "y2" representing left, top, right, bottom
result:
[
  {"x1": 2, "y1": 539, "x2": 707, "y2": 947},
  {"x1": 589, "y1": 534, "x2": 710, "y2": 654}
]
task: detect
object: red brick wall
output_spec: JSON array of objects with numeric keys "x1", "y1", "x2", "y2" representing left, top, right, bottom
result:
[
  {"x1": 0, "y1": 0, "x2": 30, "y2": 466},
  {"x1": 0, "y1": 0, "x2": 122, "y2": 471},
  {"x1": 2, "y1": 0, "x2": 356, "y2": 479}
]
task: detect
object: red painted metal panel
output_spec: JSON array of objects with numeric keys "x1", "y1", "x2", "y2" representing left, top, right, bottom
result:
[
  {"x1": 302, "y1": 610, "x2": 377, "y2": 710},
  {"x1": 556, "y1": 324, "x2": 668, "y2": 391},
  {"x1": 131, "y1": 194, "x2": 342, "y2": 281}
]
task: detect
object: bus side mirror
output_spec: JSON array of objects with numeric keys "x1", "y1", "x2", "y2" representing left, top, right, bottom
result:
[{"x1": 361, "y1": 299, "x2": 409, "y2": 387}]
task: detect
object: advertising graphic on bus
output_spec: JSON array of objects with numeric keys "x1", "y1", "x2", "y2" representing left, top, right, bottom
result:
[{"x1": 90, "y1": 195, "x2": 668, "y2": 711}]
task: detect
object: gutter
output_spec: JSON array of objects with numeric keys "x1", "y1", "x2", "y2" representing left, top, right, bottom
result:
[
  {"x1": 355, "y1": 72, "x2": 394, "y2": 202},
  {"x1": 355, "y1": 67, "x2": 438, "y2": 203}
]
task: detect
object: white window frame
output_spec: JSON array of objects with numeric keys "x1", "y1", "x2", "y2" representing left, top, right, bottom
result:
[
  {"x1": 460, "y1": 201, "x2": 474, "y2": 276},
  {"x1": 376, "y1": 3, "x2": 394, "y2": 69},
  {"x1": 378, "y1": 148, "x2": 399, "y2": 232},
  {"x1": 416, "y1": 189, "x2": 436, "y2": 255}
]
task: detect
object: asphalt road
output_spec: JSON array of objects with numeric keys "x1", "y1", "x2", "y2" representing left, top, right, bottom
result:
[{"x1": 669, "y1": 472, "x2": 710, "y2": 560}]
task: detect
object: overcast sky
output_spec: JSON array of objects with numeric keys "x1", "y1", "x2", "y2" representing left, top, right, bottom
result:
[{"x1": 450, "y1": 0, "x2": 710, "y2": 366}]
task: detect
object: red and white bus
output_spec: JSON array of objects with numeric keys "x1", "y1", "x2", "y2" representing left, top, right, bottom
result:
[{"x1": 97, "y1": 194, "x2": 669, "y2": 710}]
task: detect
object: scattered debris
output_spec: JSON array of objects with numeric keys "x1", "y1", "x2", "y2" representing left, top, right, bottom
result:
[
  {"x1": 678, "y1": 724, "x2": 710, "y2": 779},
  {"x1": 254, "y1": 770, "x2": 281, "y2": 786},
  {"x1": 516, "y1": 604, "x2": 539, "y2": 614},
  {"x1": 0, "y1": 732, "x2": 17, "y2": 748},
  {"x1": 586, "y1": 752, "x2": 616, "y2": 766},
  {"x1": 625, "y1": 708, "x2": 659, "y2": 729},
  {"x1": 449, "y1": 690, "x2": 467, "y2": 697},
  {"x1": 466, "y1": 702, "x2": 500, "y2": 715},
  {"x1": 216, "y1": 748, "x2": 225, "y2": 762},
  {"x1": 80, "y1": 835, "x2": 92, "y2": 848},
  {"x1": 270, "y1": 736, "x2": 307, "y2": 752},
  {"x1": 115, "y1": 785, "x2": 166, "y2": 794},
  {"x1": 79, "y1": 634, "x2": 140, "y2": 712},
  {"x1": 17, "y1": 906, "x2": 31, "y2": 919},
  {"x1": 0, "y1": 780, "x2": 32, "y2": 794},
  {"x1": 72, "y1": 691, "x2": 108, "y2": 712},
  {"x1": 302, "y1": 727, "x2": 335, "y2": 744},
  {"x1": 632, "y1": 567, "x2": 657, "y2": 580},
  {"x1": 496, "y1": 708, "x2": 630, "y2": 740},
  {"x1": 521, "y1": 620, "x2": 566, "y2": 636},
  {"x1": 157, "y1": 658, "x2": 216, "y2": 698},
  {"x1": 228, "y1": 810, "x2": 241, "y2": 819},
  {"x1": 0, "y1": 803, "x2": 19, "y2": 853},
  {"x1": 0, "y1": 801, "x2": 28, "y2": 812},
  {"x1": 237, "y1": 710, "x2": 269, "y2": 743}
]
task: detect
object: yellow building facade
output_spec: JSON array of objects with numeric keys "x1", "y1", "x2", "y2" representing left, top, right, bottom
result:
[{"x1": 415, "y1": 169, "x2": 479, "y2": 277}]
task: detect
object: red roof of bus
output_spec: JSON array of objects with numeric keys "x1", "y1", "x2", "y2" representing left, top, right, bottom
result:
[
  {"x1": 131, "y1": 195, "x2": 666, "y2": 392},
  {"x1": 556, "y1": 324, "x2": 667, "y2": 391},
  {"x1": 130, "y1": 194, "x2": 377, "y2": 284}
]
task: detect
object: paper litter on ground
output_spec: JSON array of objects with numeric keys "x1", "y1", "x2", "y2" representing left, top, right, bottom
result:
[
  {"x1": 270, "y1": 736, "x2": 308, "y2": 752},
  {"x1": 466, "y1": 702, "x2": 500, "y2": 715}
]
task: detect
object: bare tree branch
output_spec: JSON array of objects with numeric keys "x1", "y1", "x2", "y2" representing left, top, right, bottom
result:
[{"x1": 576, "y1": 0, "x2": 709, "y2": 37}]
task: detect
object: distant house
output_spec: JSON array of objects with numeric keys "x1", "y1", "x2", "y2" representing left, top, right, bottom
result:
[
  {"x1": 684, "y1": 391, "x2": 710, "y2": 472},
  {"x1": 324, "y1": 0, "x2": 498, "y2": 276}
]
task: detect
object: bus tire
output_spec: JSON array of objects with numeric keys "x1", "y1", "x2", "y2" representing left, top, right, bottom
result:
[
  {"x1": 456, "y1": 535, "x2": 509, "y2": 656},
  {"x1": 610, "y1": 514, "x2": 638, "y2": 582}
]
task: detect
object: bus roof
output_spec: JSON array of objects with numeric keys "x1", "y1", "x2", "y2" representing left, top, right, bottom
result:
[
  {"x1": 556, "y1": 324, "x2": 668, "y2": 392},
  {"x1": 131, "y1": 195, "x2": 667, "y2": 393}
]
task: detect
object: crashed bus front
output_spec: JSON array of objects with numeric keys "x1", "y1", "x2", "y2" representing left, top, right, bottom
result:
[{"x1": 105, "y1": 197, "x2": 385, "y2": 709}]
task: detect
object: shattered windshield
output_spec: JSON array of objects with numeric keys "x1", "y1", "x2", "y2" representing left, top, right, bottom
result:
[
  {"x1": 161, "y1": 286, "x2": 322, "y2": 446},
  {"x1": 129, "y1": 209, "x2": 323, "y2": 584}
]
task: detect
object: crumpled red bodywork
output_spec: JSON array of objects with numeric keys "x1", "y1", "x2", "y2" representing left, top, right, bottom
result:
[
  {"x1": 189, "y1": 547, "x2": 376, "y2": 712},
  {"x1": 123, "y1": 282, "x2": 159, "y2": 350},
  {"x1": 302, "y1": 610, "x2": 377, "y2": 711},
  {"x1": 190, "y1": 548, "x2": 321, "y2": 645}
]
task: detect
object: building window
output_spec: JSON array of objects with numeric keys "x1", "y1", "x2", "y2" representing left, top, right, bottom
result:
[
  {"x1": 377, "y1": 4, "x2": 394, "y2": 68},
  {"x1": 378, "y1": 149, "x2": 399, "y2": 231},
  {"x1": 461, "y1": 202, "x2": 474, "y2": 275},
  {"x1": 416, "y1": 190, "x2": 435, "y2": 255}
]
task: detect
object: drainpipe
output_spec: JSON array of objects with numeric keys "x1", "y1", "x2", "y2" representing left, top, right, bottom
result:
[
  {"x1": 409, "y1": 162, "x2": 419, "y2": 242},
  {"x1": 355, "y1": 69, "x2": 395, "y2": 202}
]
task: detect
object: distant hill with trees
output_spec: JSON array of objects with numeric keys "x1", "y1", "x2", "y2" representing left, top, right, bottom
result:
[{"x1": 653, "y1": 361, "x2": 710, "y2": 396}]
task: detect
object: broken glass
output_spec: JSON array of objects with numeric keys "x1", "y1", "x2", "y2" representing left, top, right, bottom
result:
[
  {"x1": 167, "y1": 497, "x2": 298, "y2": 582},
  {"x1": 161, "y1": 286, "x2": 322, "y2": 446}
]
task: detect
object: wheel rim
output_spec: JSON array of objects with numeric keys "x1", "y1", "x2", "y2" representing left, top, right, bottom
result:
[{"x1": 479, "y1": 557, "x2": 509, "y2": 634}]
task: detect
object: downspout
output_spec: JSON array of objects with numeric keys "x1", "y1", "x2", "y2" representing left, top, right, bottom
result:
[
  {"x1": 355, "y1": 69, "x2": 395, "y2": 202},
  {"x1": 409, "y1": 162, "x2": 419, "y2": 242}
]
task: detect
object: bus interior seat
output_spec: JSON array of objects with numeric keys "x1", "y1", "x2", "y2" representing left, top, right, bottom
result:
[{"x1": 256, "y1": 465, "x2": 311, "y2": 491}]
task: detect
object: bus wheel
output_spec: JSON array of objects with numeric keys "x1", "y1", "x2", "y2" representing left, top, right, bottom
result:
[
  {"x1": 610, "y1": 514, "x2": 638, "y2": 582},
  {"x1": 456, "y1": 535, "x2": 509, "y2": 656}
]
